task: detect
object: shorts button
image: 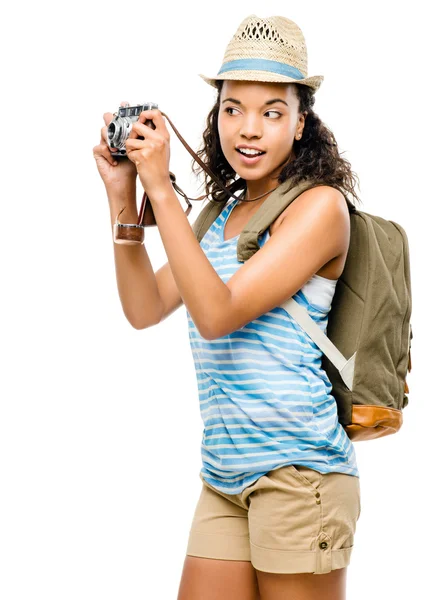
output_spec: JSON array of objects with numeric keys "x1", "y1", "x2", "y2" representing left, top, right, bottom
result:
[
  {"x1": 320, "y1": 541, "x2": 328, "y2": 550},
  {"x1": 316, "y1": 499, "x2": 321, "y2": 504},
  {"x1": 315, "y1": 492, "x2": 320, "y2": 498}
]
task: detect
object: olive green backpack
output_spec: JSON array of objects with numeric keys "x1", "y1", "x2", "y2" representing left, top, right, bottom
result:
[{"x1": 191, "y1": 176, "x2": 413, "y2": 442}]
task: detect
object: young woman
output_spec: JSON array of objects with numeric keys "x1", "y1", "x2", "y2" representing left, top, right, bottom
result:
[{"x1": 93, "y1": 14, "x2": 362, "y2": 600}]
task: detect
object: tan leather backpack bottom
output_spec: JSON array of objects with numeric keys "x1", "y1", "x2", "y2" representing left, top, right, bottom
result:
[{"x1": 344, "y1": 405, "x2": 403, "y2": 441}]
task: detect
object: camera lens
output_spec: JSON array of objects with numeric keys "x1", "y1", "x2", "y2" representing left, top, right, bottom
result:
[
  {"x1": 108, "y1": 123, "x2": 116, "y2": 139},
  {"x1": 108, "y1": 120, "x2": 124, "y2": 149}
]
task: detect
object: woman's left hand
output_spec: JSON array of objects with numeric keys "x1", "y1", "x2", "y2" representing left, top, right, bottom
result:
[{"x1": 125, "y1": 109, "x2": 172, "y2": 199}]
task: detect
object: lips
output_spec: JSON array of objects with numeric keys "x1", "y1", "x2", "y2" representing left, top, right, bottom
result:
[
  {"x1": 236, "y1": 144, "x2": 266, "y2": 153},
  {"x1": 236, "y1": 148, "x2": 266, "y2": 165},
  {"x1": 236, "y1": 148, "x2": 266, "y2": 157}
]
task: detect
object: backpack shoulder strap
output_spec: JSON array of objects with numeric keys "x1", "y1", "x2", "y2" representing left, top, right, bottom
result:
[
  {"x1": 190, "y1": 179, "x2": 248, "y2": 241},
  {"x1": 283, "y1": 297, "x2": 356, "y2": 390},
  {"x1": 236, "y1": 177, "x2": 354, "y2": 262},
  {"x1": 190, "y1": 177, "x2": 354, "y2": 253},
  {"x1": 190, "y1": 198, "x2": 227, "y2": 242}
]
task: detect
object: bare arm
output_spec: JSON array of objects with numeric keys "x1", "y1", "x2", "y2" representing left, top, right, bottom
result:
[
  {"x1": 93, "y1": 103, "x2": 182, "y2": 329},
  {"x1": 108, "y1": 186, "x2": 182, "y2": 329}
]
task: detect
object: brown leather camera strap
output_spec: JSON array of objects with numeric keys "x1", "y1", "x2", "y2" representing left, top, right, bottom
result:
[
  {"x1": 135, "y1": 111, "x2": 281, "y2": 227},
  {"x1": 160, "y1": 111, "x2": 280, "y2": 204}
]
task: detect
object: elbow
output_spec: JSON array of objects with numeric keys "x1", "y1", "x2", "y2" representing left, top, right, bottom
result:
[
  {"x1": 200, "y1": 309, "x2": 236, "y2": 340},
  {"x1": 205, "y1": 319, "x2": 244, "y2": 341},
  {"x1": 129, "y1": 318, "x2": 159, "y2": 331},
  {"x1": 200, "y1": 318, "x2": 225, "y2": 341},
  {"x1": 201, "y1": 328, "x2": 215, "y2": 341},
  {"x1": 126, "y1": 314, "x2": 145, "y2": 330},
  {"x1": 196, "y1": 319, "x2": 217, "y2": 341},
  {"x1": 123, "y1": 300, "x2": 164, "y2": 330},
  {"x1": 125, "y1": 312, "x2": 161, "y2": 331},
  {"x1": 198, "y1": 291, "x2": 233, "y2": 340}
]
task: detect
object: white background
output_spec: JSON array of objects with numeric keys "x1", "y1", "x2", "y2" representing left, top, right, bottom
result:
[{"x1": 1, "y1": 1, "x2": 423, "y2": 598}]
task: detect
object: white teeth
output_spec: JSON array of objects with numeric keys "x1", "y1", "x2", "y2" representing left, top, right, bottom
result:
[{"x1": 238, "y1": 148, "x2": 263, "y2": 156}]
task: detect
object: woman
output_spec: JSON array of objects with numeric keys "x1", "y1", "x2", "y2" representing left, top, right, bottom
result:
[{"x1": 93, "y1": 14, "x2": 362, "y2": 600}]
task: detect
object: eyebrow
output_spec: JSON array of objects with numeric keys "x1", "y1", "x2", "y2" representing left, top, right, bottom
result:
[{"x1": 221, "y1": 97, "x2": 289, "y2": 107}]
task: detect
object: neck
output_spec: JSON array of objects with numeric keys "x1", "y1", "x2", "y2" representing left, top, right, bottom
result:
[
  {"x1": 243, "y1": 181, "x2": 280, "y2": 205},
  {"x1": 242, "y1": 149, "x2": 295, "y2": 206}
]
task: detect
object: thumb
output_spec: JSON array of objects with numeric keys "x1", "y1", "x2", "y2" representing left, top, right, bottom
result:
[
  {"x1": 103, "y1": 111, "x2": 115, "y2": 126},
  {"x1": 103, "y1": 100, "x2": 130, "y2": 127}
]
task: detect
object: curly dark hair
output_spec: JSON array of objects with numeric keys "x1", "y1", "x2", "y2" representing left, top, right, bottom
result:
[{"x1": 191, "y1": 80, "x2": 362, "y2": 213}]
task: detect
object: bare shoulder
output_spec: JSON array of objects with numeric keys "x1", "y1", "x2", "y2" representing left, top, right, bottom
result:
[
  {"x1": 284, "y1": 184, "x2": 348, "y2": 219},
  {"x1": 271, "y1": 184, "x2": 349, "y2": 236},
  {"x1": 268, "y1": 184, "x2": 350, "y2": 280}
]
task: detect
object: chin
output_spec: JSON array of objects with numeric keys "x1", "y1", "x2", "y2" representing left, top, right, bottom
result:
[{"x1": 235, "y1": 167, "x2": 273, "y2": 180}]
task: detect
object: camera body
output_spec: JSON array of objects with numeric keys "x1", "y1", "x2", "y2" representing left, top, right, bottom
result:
[{"x1": 107, "y1": 102, "x2": 158, "y2": 157}]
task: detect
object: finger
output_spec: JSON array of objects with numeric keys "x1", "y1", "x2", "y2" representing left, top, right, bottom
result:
[
  {"x1": 103, "y1": 149, "x2": 118, "y2": 166},
  {"x1": 127, "y1": 120, "x2": 151, "y2": 140},
  {"x1": 137, "y1": 109, "x2": 169, "y2": 138},
  {"x1": 125, "y1": 138, "x2": 145, "y2": 152},
  {"x1": 125, "y1": 148, "x2": 138, "y2": 164},
  {"x1": 101, "y1": 124, "x2": 109, "y2": 143},
  {"x1": 101, "y1": 124, "x2": 113, "y2": 145},
  {"x1": 93, "y1": 144, "x2": 117, "y2": 166},
  {"x1": 103, "y1": 111, "x2": 115, "y2": 126},
  {"x1": 101, "y1": 125, "x2": 121, "y2": 151},
  {"x1": 128, "y1": 120, "x2": 167, "y2": 143},
  {"x1": 103, "y1": 101, "x2": 127, "y2": 128},
  {"x1": 103, "y1": 102, "x2": 128, "y2": 138}
]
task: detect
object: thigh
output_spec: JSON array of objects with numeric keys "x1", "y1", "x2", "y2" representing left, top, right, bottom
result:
[
  {"x1": 254, "y1": 565, "x2": 347, "y2": 600},
  {"x1": 247, "y1": 465, "x2": 360, "y2": 576},
  {"x1": 177, "y1": 556, "x2": 260, "y2": 600},
  {"x1": 185, "y1": 477, "x2": 251, "y2": 561},
  {"x1": 181, "y1": 478, "x2": 259, "y2": 599}
]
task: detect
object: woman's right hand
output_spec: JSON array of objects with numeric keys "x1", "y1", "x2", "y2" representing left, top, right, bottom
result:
[{"x1": 93, "y1": 100, "x2": 138, "y2": 193}]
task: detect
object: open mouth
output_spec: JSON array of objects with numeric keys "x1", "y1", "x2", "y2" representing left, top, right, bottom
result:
[
  {"x1": 236, "y1": 148, "x2": 266, "y2": 163},
  {"x1": 236, "y1": 149, "x2": 266, "y2": 156}
]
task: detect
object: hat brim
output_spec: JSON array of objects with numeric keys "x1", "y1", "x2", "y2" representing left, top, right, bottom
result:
[{"x1": 198, "y1": 71, "x2": 324, "y2": 92}]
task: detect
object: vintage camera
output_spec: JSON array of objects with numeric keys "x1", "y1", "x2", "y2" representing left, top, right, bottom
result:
[
  {"x1": 108, "y1": 100, "x2": 195, "y2": 246},
  {"x1": 107, "y1": 102, "x2": 158, "y2": 157}
]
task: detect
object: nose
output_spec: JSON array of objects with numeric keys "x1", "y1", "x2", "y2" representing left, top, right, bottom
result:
[{"x1": 239, "y1": 114, "x2": 263, "y2": 139}]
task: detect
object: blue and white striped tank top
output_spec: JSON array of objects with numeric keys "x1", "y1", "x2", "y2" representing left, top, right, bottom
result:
[{"x1": 186, "y1": 196, "x2": 359, "y2": 495}]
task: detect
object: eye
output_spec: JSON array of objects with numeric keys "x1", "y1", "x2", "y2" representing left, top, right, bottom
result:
[
  {"x1": 264, "y1": 110, "x2": 282, "y2": 118},
  {"x1": 224, "y1": 107, "x2": 282, "y2": 118}
]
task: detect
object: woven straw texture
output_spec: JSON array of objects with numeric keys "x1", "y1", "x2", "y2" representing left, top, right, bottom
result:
[{"x1": 199, "y1": 14, "x2": 324, "y2": 92}]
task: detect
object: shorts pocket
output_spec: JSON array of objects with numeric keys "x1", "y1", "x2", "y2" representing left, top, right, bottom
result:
[{"x1": 288, "y1": 464, "x2": 323, "y2": 494}]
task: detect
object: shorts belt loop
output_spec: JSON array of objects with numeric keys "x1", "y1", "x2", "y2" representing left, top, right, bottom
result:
[{"x1": 315, "y1": 531, "x2": 332, "y2": 574}]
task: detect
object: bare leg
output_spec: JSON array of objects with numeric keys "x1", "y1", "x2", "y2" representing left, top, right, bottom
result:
[
  {"x1": 177, "y1": 556, "x2": 260, "y2": 600},
  {"x1": 254, "y1": 565, "x2": 347, "y2": 600}
]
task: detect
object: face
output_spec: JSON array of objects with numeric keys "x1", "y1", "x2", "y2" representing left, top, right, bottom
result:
[{"x1": 217, "y1": 80, "x2": 306, "y2": 193}]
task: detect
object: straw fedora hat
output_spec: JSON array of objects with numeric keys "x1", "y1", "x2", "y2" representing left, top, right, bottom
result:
[{"x1": 199, "y1": 14, "x2": 324, "y2": 93}]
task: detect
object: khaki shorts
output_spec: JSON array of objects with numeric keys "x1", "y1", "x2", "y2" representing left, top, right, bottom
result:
[{"x1": 186, "y1": 465, "x2": 361, "y2": 575}]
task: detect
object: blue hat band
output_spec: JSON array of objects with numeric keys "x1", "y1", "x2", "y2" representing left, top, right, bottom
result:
[{"x1": 217, "y1": 58, "x2": 305, "y2": 80}]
